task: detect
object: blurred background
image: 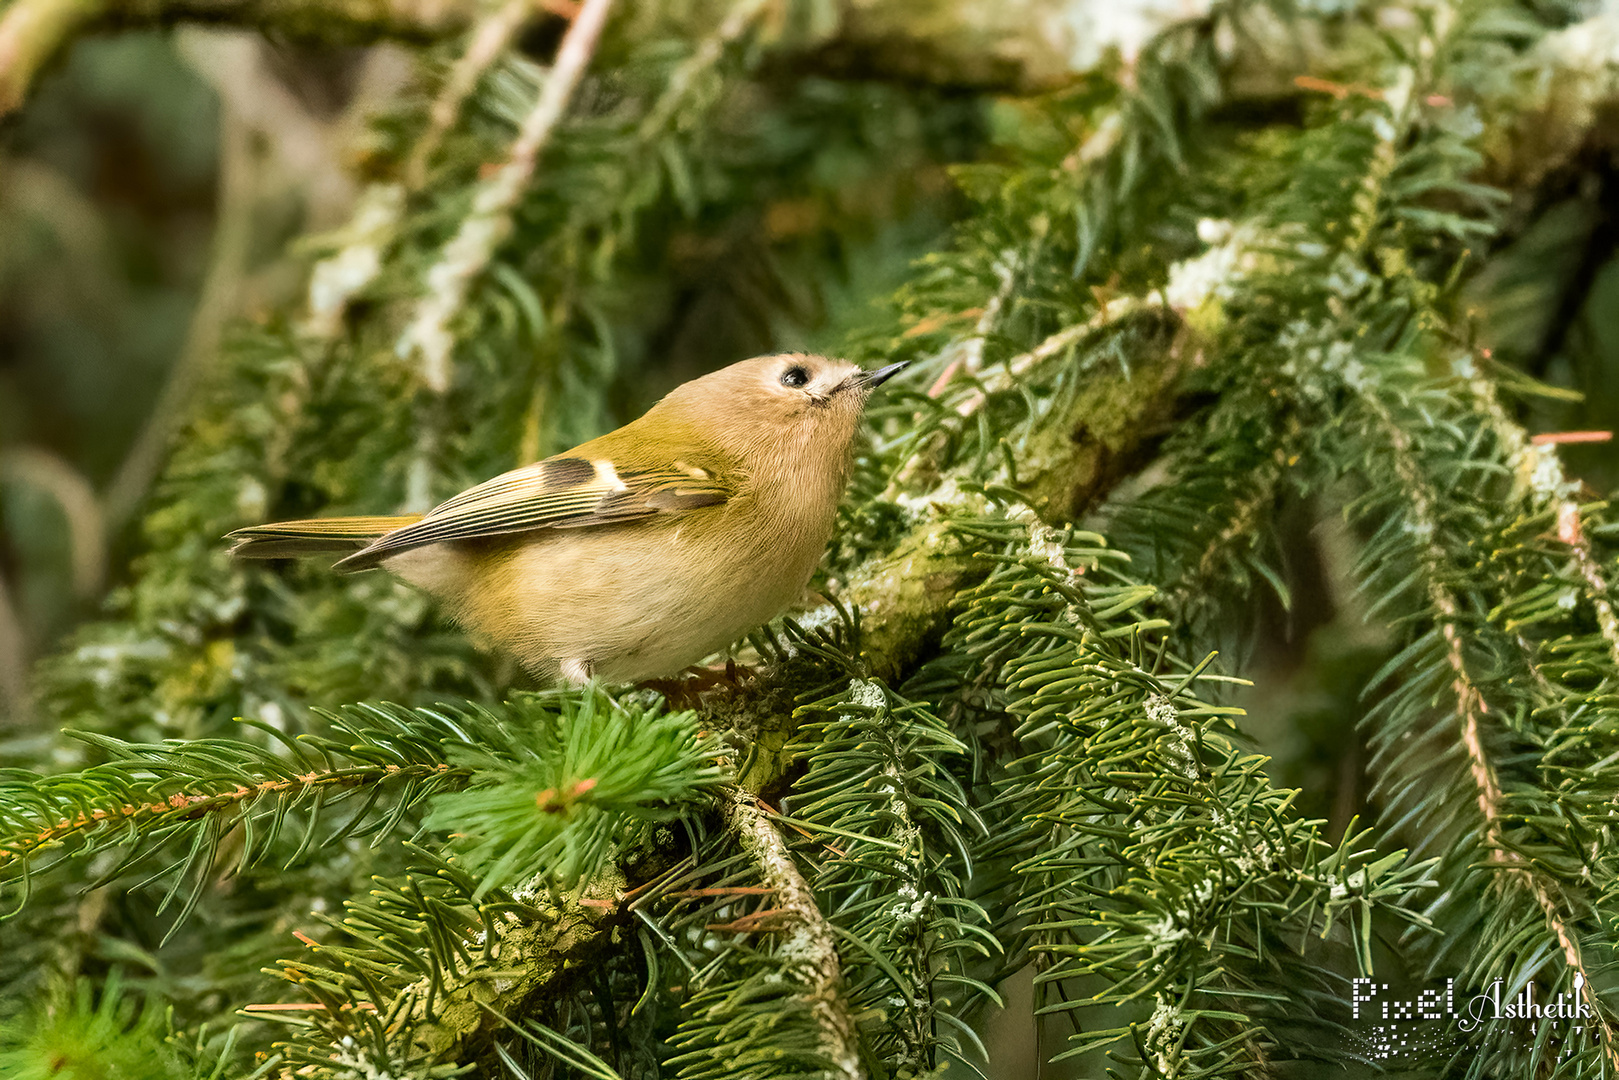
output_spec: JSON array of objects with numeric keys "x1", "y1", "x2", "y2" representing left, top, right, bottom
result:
[{"x1": 2, "y1": 34, "x2": 219, "y2": 702}]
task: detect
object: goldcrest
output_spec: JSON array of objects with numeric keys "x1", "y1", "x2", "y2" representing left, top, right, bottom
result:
[{"x1": 230, "y1": 353, "x2": 907, "y2": 684}]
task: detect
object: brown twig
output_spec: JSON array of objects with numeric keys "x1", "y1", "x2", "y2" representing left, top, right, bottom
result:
[
  {"x1": 242, "y1": 1000, "x2": 376, "y2": 1012},
  {"x1": 669, "y1": 886, "x2": 776, "y2": 899},
  {"x1": 1531, "y1": 430, "x2": 1612, "y2": 445},
  {"x1": 706, "y1": 907, "x2": 794, "y2": 933}
]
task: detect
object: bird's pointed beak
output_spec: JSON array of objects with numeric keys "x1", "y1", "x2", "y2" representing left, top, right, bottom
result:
[{"x1": 848, "y1": 361, "x2": 909, "y2": 391}]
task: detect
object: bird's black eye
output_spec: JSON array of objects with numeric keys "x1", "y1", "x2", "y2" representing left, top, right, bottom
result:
[{"x1": 780, "y1": 366, "x2": 810, "y2": 388}]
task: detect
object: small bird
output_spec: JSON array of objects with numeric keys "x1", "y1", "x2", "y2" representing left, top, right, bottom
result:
[{"x1": 229, "y1": 353, "x2": 907, "y2": 684}]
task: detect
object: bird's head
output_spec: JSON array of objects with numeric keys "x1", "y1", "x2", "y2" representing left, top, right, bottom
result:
[{"x1": 655, "y1": 353, "x2": 908, "y2": 473}]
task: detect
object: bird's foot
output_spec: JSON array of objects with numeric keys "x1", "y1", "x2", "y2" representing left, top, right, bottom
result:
[{"x1": 639, "y1": 660, "x2": 756, "y2": 707}]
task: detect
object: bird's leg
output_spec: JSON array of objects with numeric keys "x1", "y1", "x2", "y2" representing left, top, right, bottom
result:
[
  {"x1": 560, "y1": 657, "x2": 595, "y2": 686},
  {"x1": 698, "y1": 657, "x2": 758, "y2": 688}
]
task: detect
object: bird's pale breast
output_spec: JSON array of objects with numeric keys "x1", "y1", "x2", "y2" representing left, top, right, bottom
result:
[{"x1": 383, "y1": 489, "x2": 834, "y2": 683}]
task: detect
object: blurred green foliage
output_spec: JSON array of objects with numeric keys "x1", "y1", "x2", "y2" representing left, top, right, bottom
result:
[
  {"x1": 1, "y1": 34, "x2": 216, "y2": 668},
  {"x1": 0, "y1": 33, "x2": 216, "y2": 479}
]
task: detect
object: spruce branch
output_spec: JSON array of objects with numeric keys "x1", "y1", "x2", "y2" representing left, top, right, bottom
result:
[
  {"x1": 632, "y1": 0, "x2": 773, "y2": 141},
  {"x1": 396, "y1": 0, "x2": 616, "y2": 396},
  {"x1": 1442, "y1": 356, "x2": 1619, "y2": 1055},
  {"x1": 0, "y1": 756, "x2": 453, "y2": 876},
  {"x1": 915, "y1": 509, "x2": 1433, "y2": 1075},
  {"x1": 923, "y1": 248, "x2": 1019, "y2": 404},
  {"x1": 21, "y1": 0, "x2": 1619, "y2": 1074},
  {"x1": 1304, "y1": 71, "x2": 1619, "y2": 1036},
  {"x1": 246, "y1": 692, "x2": 713, "y2": 1074},
  {"x1": 950, "y1": 295, "x2": 1155, "y2": 421},
  {"x1": 301, "y1": 0, "x2": 545, "y2": 341},
  {"x1": 715, "y1": 789, "x2": 862, "y2": 1080},
  {"x1": 1255, "y1": 9, "x2": 1619, "y2": 1059},
  {"x1": 787, "y1": 678, "x2": 992, "y2": 1071},
  {"x1": 0, "y1": 969, "x2": 184, "y2": 1079},
  {"x1": 0, "y1": 704, "x2": 481, "y2": 926},
  {"x1": 1338, "y1": 355, "x2": 1619, "y2": 1069},
  {"x1": 1456, "y1": 354, "x2": 1619, "y2": 669},
  {"x1": 261, "y1": 847, "x2": 626, "y2": 1075},
  {"x1": 423, "y1": 692, "x2": 728, "y2": 895},
  {"x1": 404, "y1": 0, "x2": 543, "y2": 189},
  {"x1": 1186, "y1": 0, "x2": 1619, "y2": 1063}
]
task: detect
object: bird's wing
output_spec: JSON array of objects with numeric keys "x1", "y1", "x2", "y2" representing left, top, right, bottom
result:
[{"x1": 332, "y1": 454, "x2": 731, "y2": 571}]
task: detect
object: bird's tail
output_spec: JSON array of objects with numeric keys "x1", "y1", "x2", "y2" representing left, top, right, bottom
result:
[{"x1": 228, "y1": 515, "x2": 423, "y2": 564}]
